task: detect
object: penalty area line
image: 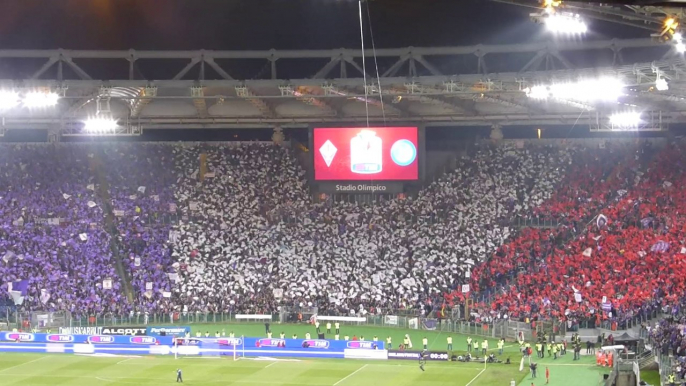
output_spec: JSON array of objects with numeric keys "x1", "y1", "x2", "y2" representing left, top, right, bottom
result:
[
  {"x1": 465, "y1": 368, "x2": 486, "y2": 386},
  {"x1": 333, "y1": 364, "x2": 368, "y2": 386}
]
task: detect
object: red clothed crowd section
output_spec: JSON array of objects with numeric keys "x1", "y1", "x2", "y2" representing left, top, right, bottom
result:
[{"x1": 450, "y1": 141, "x2": 686, "y2": 323}]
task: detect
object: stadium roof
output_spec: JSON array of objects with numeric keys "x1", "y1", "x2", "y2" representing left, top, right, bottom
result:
[{"x1": 0, "y1": 37, "x2": 684, "y2": 134}]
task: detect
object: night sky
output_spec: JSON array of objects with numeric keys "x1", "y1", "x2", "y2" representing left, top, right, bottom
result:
[
  {"x1": 0, "y1": 0, "x2": 668, "y2": 143},
  {"x1": 0, "y1": 0, "x2": 645, "y2": 50}
]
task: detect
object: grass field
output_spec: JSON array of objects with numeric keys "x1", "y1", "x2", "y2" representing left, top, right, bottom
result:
[{"x1": 0, "y1": 323, "x2": 611, "y2": 385}]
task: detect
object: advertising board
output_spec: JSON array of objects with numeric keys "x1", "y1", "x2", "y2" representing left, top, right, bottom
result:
[
  {"x1": 387, "y1": 350, "x2": 450, "y2": 361},
  {"x1": 146, "y1": 326, "x2": 191, "y2": 336},
  {"x1": 101, "y1": 326, "x2": 147, "y2": 336}
]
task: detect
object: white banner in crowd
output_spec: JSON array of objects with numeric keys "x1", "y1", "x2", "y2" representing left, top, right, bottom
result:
[
  {"x1": 103, "y1": 279, "x2": 112, "y2": 290},
  {"x1": 384, "y1": 315, "x2": 398, "y2": 325},
  {"x1": 40, "y1": 289, "x2": 50, "y2": 304},
  {"x1": 272, "y1": 289, "x2": 283, "y2": 299},
  {"x1": 146, "y1": 282, "x2": 153, "y2": 290}
]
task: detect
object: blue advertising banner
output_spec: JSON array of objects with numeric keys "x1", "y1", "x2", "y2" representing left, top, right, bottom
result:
[
  {"x1": 0, "y1": 332, "x2": 384, "y2": 360},
  {"x1": 0, "y1": 332, "x2": 174, "y2": 346},
  {"x1": 146, "y1": 326, "x2": 191, "y2": 336},
  {"x1": 177, "y1": 337, "x2": 384, "y2": 351}
]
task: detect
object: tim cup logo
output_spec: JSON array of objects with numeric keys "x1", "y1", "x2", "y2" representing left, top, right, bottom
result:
[
  {"x1": 130, "y1": 336, "x2": 157, "y2": 345},
  {"x1": 347, "y1": 341, "x2": 375, "y2": 349},
  {"x1": 257, "y1": 338, "x2": 284, "y2": 347},
  {"x1": 304, "y1": 340, "x2": 329, "y2": 349},
  {"x1": 5, "y1": 333, "x2": 34, "y2": 342},
  {"x1": 217, "y1": 338, "x2": 242, "y2": 346},
  {"x1": 88, "y1": 336, "x2": 115, "y2": 344},
  {"x1": 46, "y1": 334, "x2": 74, "y2": 343}
]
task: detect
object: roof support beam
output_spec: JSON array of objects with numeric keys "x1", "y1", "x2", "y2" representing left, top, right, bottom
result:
[{"x1": 173, "y1": 58, "x2": 201, "y2": 81}]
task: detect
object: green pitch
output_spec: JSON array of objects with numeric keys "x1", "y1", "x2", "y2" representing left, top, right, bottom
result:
[{"x1": 0, "y1": 323, "x2": 609, "y2": 385}]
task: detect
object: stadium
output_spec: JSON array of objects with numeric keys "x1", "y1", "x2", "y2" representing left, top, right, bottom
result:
[{"x1": 3, "y1": 0, "x2": 686, "y2": 385}]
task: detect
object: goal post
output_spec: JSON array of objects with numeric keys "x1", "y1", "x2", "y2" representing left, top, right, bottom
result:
[{"x1": 173, "y1": 336, "x2": 245, "y2": 360}]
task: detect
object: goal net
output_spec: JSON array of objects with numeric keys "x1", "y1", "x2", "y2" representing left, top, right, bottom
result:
[{"x1": 173, "y1": 336, "x2": 245, "y2": 361}]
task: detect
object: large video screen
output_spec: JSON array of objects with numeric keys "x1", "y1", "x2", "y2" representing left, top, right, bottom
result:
[{"x1": 313, "y1": 127, "x2": 419, "y2": 181}]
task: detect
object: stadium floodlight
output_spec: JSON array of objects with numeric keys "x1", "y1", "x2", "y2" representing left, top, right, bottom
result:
[
  {"x1": 656, "y1": 77, "x2": 669, "y2": 91},
  {"x1": 23, "y1": 92, "x2": 60, "y2": 108},
  {"x1": 83, "y1": 118, "x2": 118, "y2": 133},
  {"x1": 0, "y1": 91, "x2": 20, "y2": 109},
  {"x1": 609, "y1": 112, "x2": 642, "y2": 128},
  {"x1": 526, "y1": 77, "x2": 624, "y2": 102},
  {"x1": 545, "y1": 13, "x2": 587, "y2": 34}
]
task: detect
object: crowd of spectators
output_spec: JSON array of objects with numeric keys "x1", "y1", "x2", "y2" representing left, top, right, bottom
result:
[
  {"x1": 168, "y1": 141, "x2": 576, "y2": 316},
  {"x1": 0, "y1": 144, "x2": 122, "y2": 315},
  {"x1": 4, "y1": 138, "x2": 686, "y2": 333},
  {"x1": 470, "y1": 140, "x2": 686, "y2": 330}
]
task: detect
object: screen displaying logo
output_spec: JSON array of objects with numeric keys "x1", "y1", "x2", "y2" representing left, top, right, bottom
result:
[
  {"x1": 4, "y1": 333, "x2": 34, "y2": 342},
  {"x1": 46, "y1": 334, "x2": 74, "y2": 343},
  {"x1": 88, "y1": 335, "x2": 115, "y2": 344},
  {"x1": 130, "y1": 336, "x2": 157, "y2": 345},
  {"x1": 313, "y1": 127, "x2": 419, "y2": 181}
]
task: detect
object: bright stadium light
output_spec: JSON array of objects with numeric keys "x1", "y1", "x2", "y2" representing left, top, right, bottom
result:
[
  {"x1": 23, "y1": 92, "x2": 60, "y2": 108},
  {"x1": 83, "y1": 118, "x2": 118, "y2": 133},
  {"x1": 656, "y1": 77, "x2": 669, "y2": 91},
  {"x1": 545, "y1": 13, "x2": 587, "y2": 34},
  {"x1": 609, "y1": 112, "x2": 642, "y2": 128},
  {"x1": 0, "y1": 91, "x2": 20, "y2": 109},
  {"x1": 526, "y1": 77, "x2": 625, "y2": 102}
]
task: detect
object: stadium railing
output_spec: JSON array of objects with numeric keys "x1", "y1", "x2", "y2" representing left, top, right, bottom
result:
[{"x1": 37, "y1": 312, "x2": 527, "y2": 341}]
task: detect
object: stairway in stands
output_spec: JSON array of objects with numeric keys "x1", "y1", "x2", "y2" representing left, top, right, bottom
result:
[{"x1": 89, "y1": 150, "x2": 134, "y2": 303}]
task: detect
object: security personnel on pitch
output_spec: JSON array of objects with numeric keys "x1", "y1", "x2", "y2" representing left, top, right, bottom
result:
[
  {"x1": 498, "y1": 339, "x2": 505, "y2": 355},
  {"x1": 326, "y1": 322, "x2": 332, "y2": 334},
  {"x1": 386, "y1": 336, "x2": 392, "y2": 349},
  {"x1": 447, "y1": 336, "x2": 453, "y2": 351},
  {"x1": 422, "y1": 336, "x2": 428, "y2": 350},
  {"x1": 335, "y1": 322, "x2": 340, "y2": 334},
  {"x1": 467, "y1": 337, "x2": 473, "y2": 352}
]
